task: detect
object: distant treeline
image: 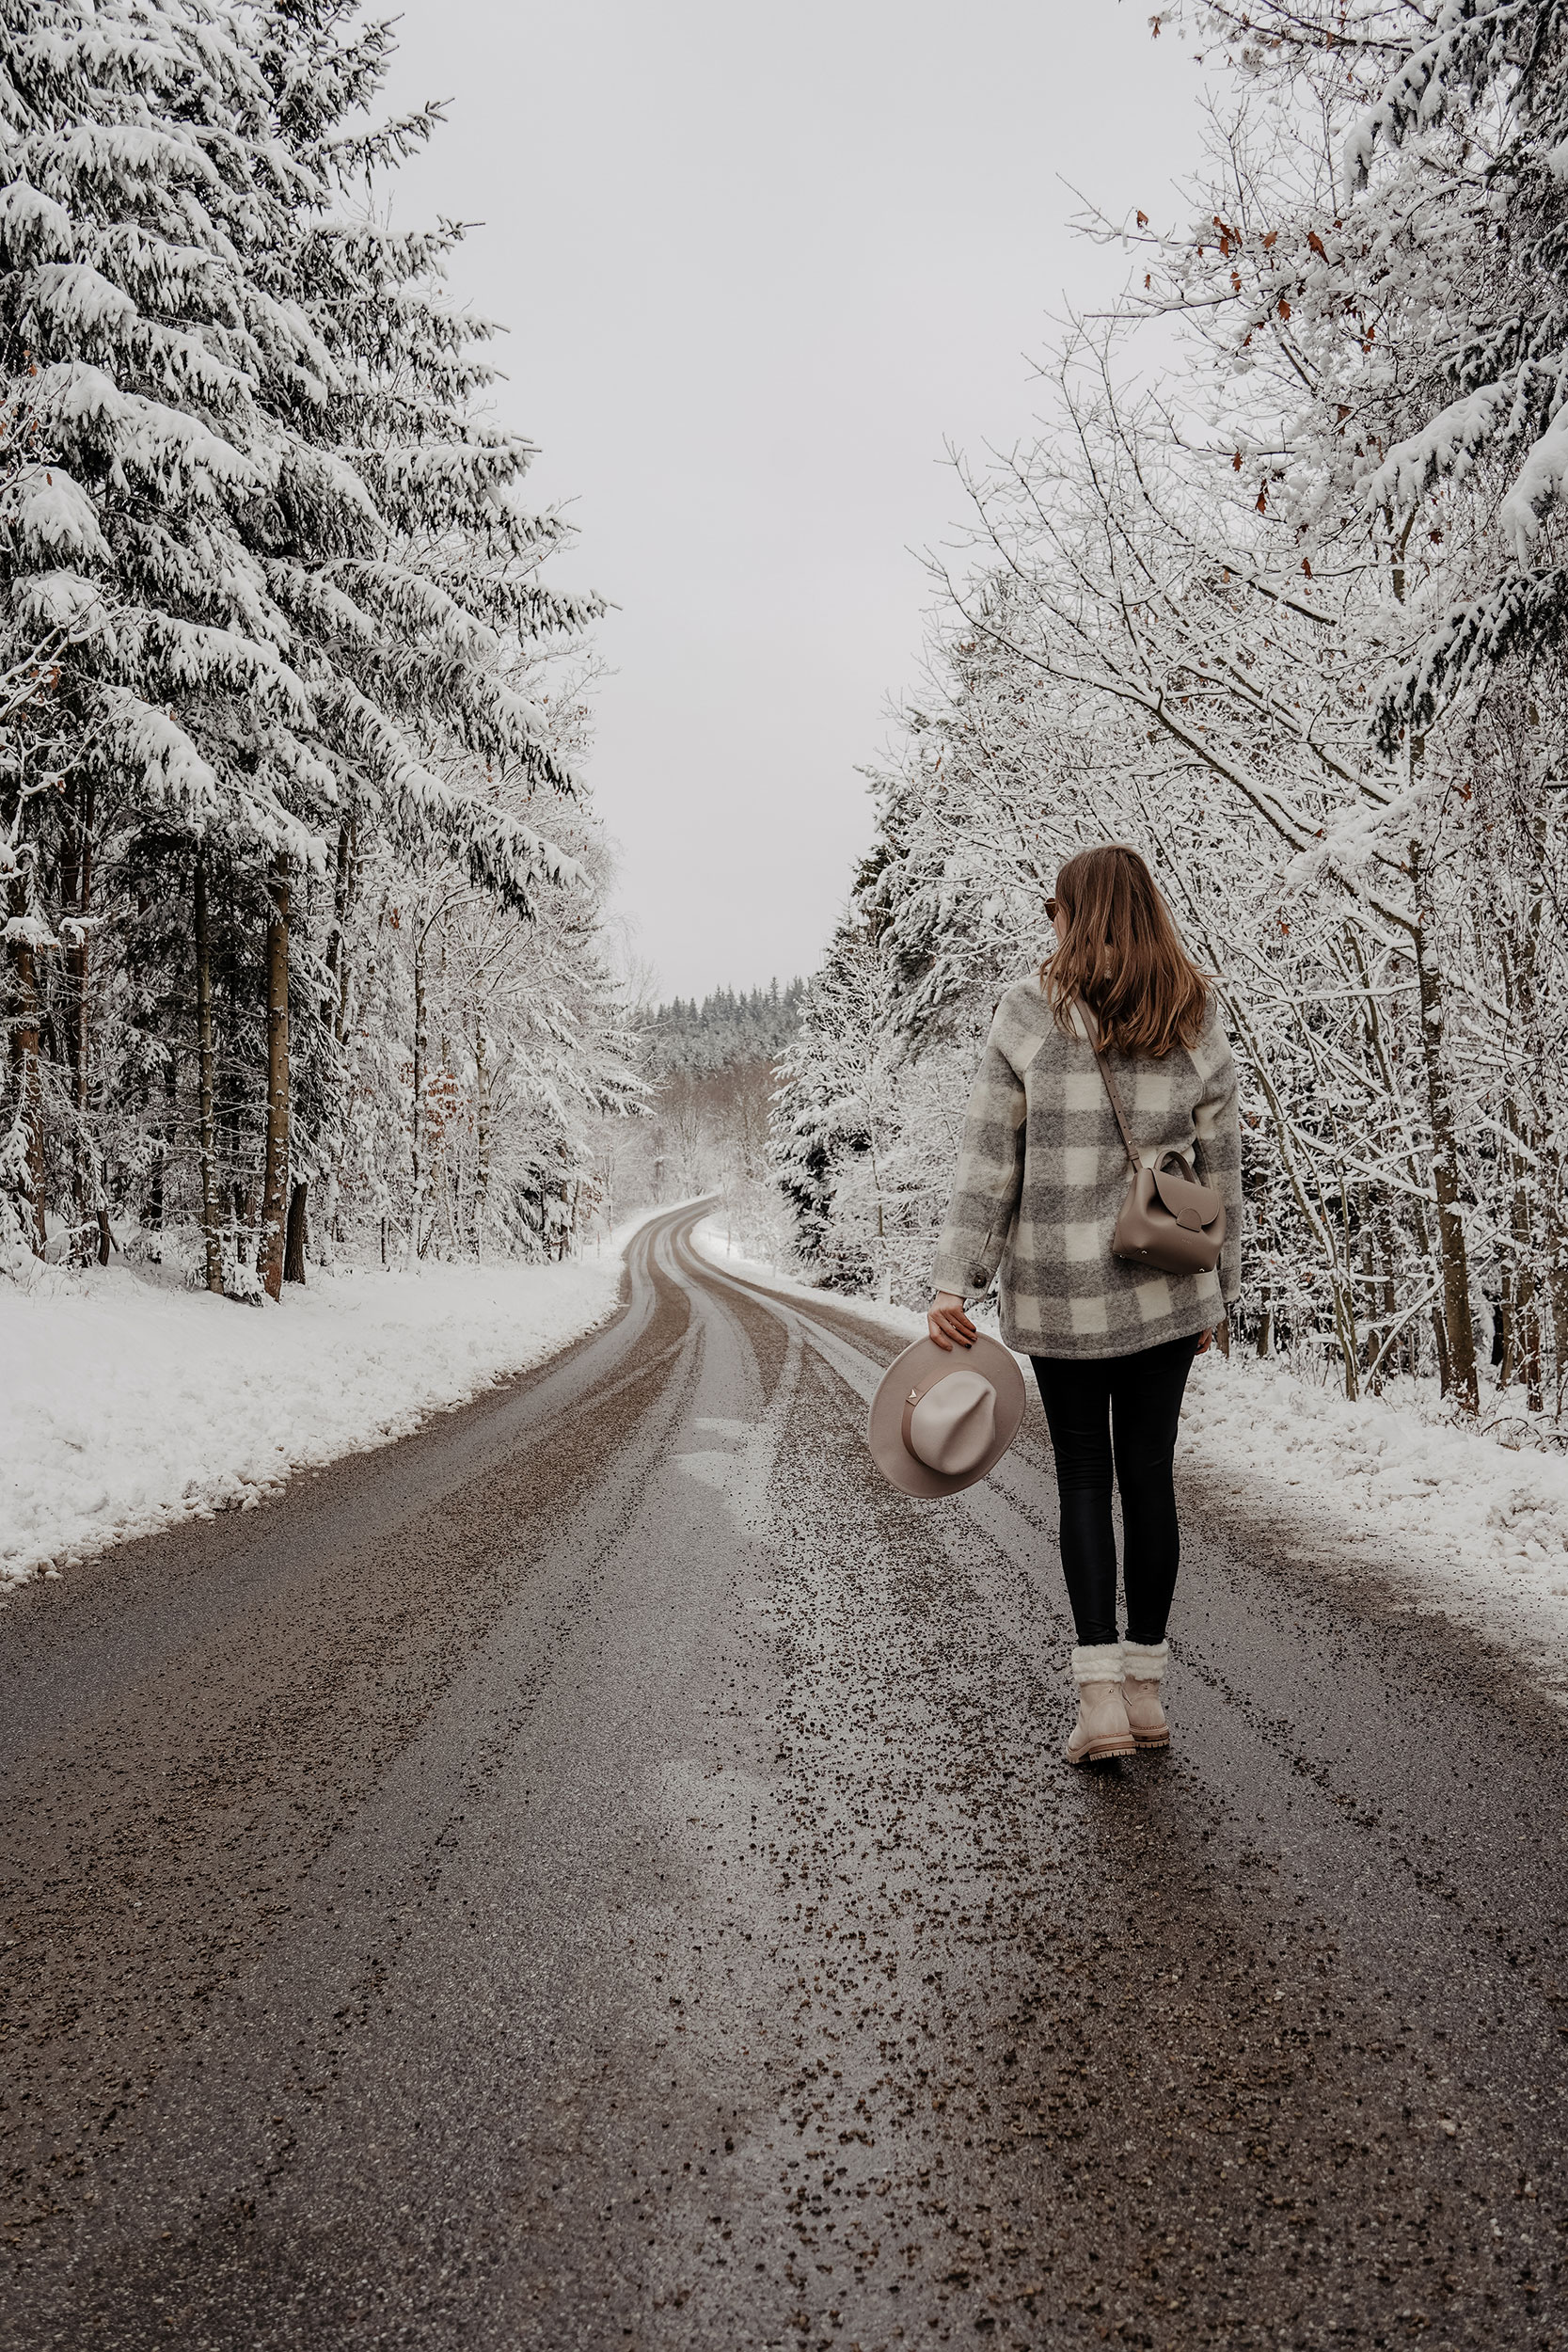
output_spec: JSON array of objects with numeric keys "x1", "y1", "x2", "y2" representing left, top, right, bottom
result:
[{"x1": 641, "y1": 982, "x2": 805, "y2": 1077}]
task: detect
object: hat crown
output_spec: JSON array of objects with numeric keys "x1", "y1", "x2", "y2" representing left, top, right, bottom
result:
[
  {"x1": 909, "y1": 1367, "x2": 997, "y2": 1476},
  {"x1": 866, "y1": 1331, "x2": 1023, "y2": 1498}
]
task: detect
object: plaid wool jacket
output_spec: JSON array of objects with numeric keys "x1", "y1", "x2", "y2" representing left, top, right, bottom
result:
[{"x1": 932, "y1": 979, "x2": 1243, "y2": 1360}]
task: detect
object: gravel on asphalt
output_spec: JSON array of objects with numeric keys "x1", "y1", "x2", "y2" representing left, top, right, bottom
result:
[{"x1": 2, "y1": 1205, "x2": 1563, "y2": 2350}]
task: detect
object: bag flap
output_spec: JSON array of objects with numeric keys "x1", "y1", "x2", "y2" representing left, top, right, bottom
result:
[{"x1": 1151, "y1": 1159, "x2": 1221, "y2": 1232}]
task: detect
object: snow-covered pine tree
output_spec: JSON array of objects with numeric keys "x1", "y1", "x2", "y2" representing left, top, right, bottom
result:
[
  {"x1": 771, "y1": 914, "x2": 965, "y2": 1301},
  {"x1": 1, "y1": 0, "x2": 271, "y2": 1268},
  {"x1": 641, "y1": 979, "x2": 805, "y2": 1075},
  {"x1": 0, "y1": 0, "x2": 626, "y2": 1288},
  {"x1": 0, "y1": 344, "x2": 85, "y2": 1267},
  {"x1": 234, "y1": 0, "x2": 609, "y2": 1285}
]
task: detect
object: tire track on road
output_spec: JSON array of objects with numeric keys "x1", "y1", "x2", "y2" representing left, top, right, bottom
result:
[{"x1": 3, "y1": 1205, "x2": 1564, "y2": 2351}]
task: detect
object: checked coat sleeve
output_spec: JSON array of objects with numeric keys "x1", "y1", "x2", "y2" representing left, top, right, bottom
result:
[{"x1": 931, "y1": 1005, "x2": 1028, "y2": 1302}]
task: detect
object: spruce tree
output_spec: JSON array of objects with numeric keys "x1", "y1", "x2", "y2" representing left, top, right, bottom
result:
[{"x1": 0, "y1": 0, "x2": 619, "y2": 1283}]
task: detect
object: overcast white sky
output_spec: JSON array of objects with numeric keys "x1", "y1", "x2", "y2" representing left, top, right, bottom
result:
[{"x1": 381, "y1": 2, "x2": 1206, "y2": 1002}]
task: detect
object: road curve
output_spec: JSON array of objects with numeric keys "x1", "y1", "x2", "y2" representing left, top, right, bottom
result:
[{"x1": 2, "y1": 1202, "x2": 1564, "y2": 2349}]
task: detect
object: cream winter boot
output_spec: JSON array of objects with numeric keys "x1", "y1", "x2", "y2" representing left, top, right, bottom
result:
[
  {"x1": 1120, "y1": 1638, "x2": 1170, "y2": 1751},
  {"x1": 1065, "y1": 1643, "x2": 1134, "y2": 1764}
]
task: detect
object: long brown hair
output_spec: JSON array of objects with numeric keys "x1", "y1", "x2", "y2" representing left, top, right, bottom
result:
[{"x1": 1040, "y1": 844, "x2": 1210, "y2": 1057}]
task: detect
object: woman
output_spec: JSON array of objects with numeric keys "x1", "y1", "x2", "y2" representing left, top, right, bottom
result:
[{"x1": 927, "y1": 844, "x2": 1241, "y2": 1764}]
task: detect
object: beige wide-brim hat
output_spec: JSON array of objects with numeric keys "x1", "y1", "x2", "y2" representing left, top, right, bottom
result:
[{"x1": 866, "y1": 1332, "x2": 1027, "y2": 1498}]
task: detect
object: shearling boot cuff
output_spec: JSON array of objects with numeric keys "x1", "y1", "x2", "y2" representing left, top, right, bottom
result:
[
  {"x1": 1070, "y1": 1642, "x2": 1124, "y2": 1687},
  {"x1": 1121, "y1": 1638, "x2": 1170, "y2": 1682}
]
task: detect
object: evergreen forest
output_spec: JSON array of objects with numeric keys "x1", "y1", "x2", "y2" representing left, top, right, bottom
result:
[{"x1": 1, "y1": 0, "x2": 636, "y2": 1295}]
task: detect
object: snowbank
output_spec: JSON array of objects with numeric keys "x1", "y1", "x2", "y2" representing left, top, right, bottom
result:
[
  {"x1": 1, "y1": 1237, "x2": 636, "y2": 1589},
  {"x1": 1180, "y1": 1349, "x2": 1568, "y2": 1692},
  {"x1": 693, "y1": 1220, "x2": 1568, "y2": 1692}
]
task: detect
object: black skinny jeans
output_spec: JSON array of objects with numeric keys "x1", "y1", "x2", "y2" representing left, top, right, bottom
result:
[{"x1": 1031, "y1": 1331, "x2": 1201, "y2": 1648}]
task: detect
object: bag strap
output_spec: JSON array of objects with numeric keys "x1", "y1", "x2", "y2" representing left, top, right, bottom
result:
[{"x1": 1077, "y1": 1003, "x2": 1142, "y2": 1173}]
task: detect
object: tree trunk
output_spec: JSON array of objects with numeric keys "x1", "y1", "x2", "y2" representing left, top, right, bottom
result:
[
  {"x1": 146, "y1": 1136, "x2": 165, "y2": 1230},
  {"x1": 63, "y1": 782, "x2": 94, "y2": 1263},
  {"x1": 1358, "y1": 1184, "x2": 1382, "y2": 1391},
  {"x1": 147, "y1": 1044, "x2": 176, "y2": 1232},
  {"x1": 1380, "y1": 1209, "x2": 1399, "y2": 1376},
  {"x1": 1341, "y1": 920, "x2": 1448, "y2": 1389},
  {"x1": 219, "y1": 871, "x2": 245, "y2": 1270},
  {"x1": 284, "y1": 1179, "x2": 308, "y2": 1284},
  {"x1": 1334, "y1": 1166, "x2": 1360, "y2": 1402},
  {"x1": 434, "y1": 912, "x2": 455, "y2": 1259},
  {"x1": 1550, "y1": 1237, "x2": 1568, "y2": 1418},
  {"x1": 325, "y1": 813, "x2": 358, "y2": 1048},
  {"x1": 1513, "y1": 1201, "x2": 1543, "y2": 1412},
  {"x1": 474, "y1": 1019, "x2": 491, "y2": 1259},
  {"x1": 7, "y1": 902, "x2": 47, "y2": 1256},
  {"x1": 194, "y1": 848, "x2": 222, "y2": 1292},
  {"x1": 1497, "y1": 961, "x2": 1544, "y2": 1410},
  {"x1": 325, "y1": 818, "x2": 350, "y2": 1014},
  {"x1": 1497, "y1": 882, "x2": 1556, "y2": 1411},
  {"x1": 437, "y1": 1144, "x2": 458, "y2": 1258},
  {"x1": 1408, "y1": 846, "x2": 1478, "y2": 1412},
  {"x1": 408, "y1": 916, "x2": 427, "y2": 1266},
  {"x1": 259, "y1": 852, "x2": 290, "y2": 1300},
  {"x1": 323, "y1": 816, "x2": 359, "y2": 1265}
]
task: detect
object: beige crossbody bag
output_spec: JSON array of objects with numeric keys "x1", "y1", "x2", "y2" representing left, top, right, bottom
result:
[{"x1": 1080, "y1": 1008, "x2": 1226, "y2": 1278}]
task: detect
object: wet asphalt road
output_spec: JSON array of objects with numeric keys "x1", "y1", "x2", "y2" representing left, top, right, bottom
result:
[{"x1": 2, "y1": 1203, "x2": 1565, "y2": 2352}]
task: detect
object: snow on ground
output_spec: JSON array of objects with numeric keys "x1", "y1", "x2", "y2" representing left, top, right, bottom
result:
[
  {"x1": 11, "y1": 1206, "x2": 1566, "y2": 1692},
  {"x1": 1180, "y1": 1348, "x2": 1568, "y2": 1697},
  {"x1": 1, "y1": 1225, "x2": 644, "y2": 1590},
  {"x1": 694, "y1": 1218, "x2": 1568, "y2": 1695},
  {"x1": 695, "y1": 1218, "x2": 929, "y2": 1342}
]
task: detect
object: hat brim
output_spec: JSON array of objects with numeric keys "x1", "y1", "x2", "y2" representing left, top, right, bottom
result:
[{"x1": 865, "y1": 1332, "x2": 1028, "y2": 1497}]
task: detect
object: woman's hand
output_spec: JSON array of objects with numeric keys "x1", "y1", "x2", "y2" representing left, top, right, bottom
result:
[
  {"x1": 1196, "y1": 1327, "x2": 1213, "y2": 1353},
  {"x1": 928, "y1": 1292, "x2": 977, "y2": 1352}
]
